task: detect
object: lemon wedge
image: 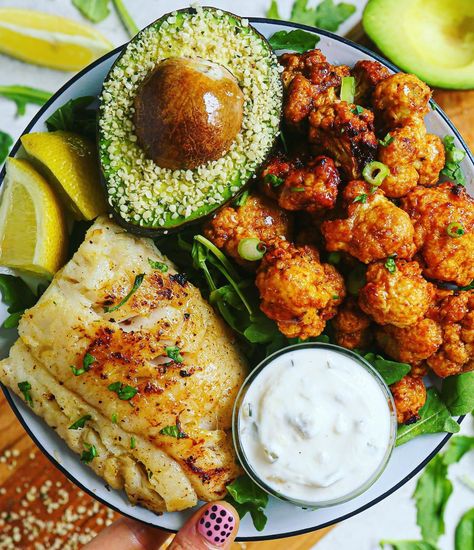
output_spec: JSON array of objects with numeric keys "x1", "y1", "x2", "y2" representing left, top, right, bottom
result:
[
  {"x1": 0, "y1": 158, "x2": 68, "y2": 277},
  {"x1": 21, "y1": 131, "x2": 107, "y2": 220},
  {"x1": 0, "y1": 8, "x2": 113, "y2": 71}
]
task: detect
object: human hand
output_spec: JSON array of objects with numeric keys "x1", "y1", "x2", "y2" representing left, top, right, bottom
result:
[{"x1": 82, "y1": 501, "x2": 239, "y2": 549}]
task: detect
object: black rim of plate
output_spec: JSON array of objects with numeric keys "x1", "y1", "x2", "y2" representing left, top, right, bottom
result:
[{"x1": 0, "y1": 15, "x2": 471, "y2": 542}]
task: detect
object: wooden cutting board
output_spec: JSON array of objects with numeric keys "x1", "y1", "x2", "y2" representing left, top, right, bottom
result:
[{"x1": 0, "y1": 91, "x2": 472, "y2": 550}]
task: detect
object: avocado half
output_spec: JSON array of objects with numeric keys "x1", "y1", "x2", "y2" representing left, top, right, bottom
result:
[
  {"x1": 98, "y1": 7, "x2": 283, "y2": 236},
  {"x1": 363, "y1": 0, "x2": 474, "y2": 90}
]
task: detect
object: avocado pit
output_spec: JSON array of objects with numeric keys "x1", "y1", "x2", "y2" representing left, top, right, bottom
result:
[{"x1": 134, "y1": 57, "x2": 245, "y2": 170}]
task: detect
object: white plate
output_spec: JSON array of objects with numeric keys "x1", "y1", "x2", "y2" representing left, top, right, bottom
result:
[{"x1": 1, "y1": 17, "x2": 472, "y2": 542}]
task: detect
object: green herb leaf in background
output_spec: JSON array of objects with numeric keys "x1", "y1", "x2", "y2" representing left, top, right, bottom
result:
[
  {"x1": 362, "y1": 353, "x2": 411, "y2": 386},
  {"x1": 267, "y1": 0, "x2": 281, "y2": 18},
  {"x1": 455, "y1": 508, "x2": 474, "y2": 550},
  {"x1": 73, "y1": 0, "x2": 110, "y2": 23},
  {"x1": 380, "y1": 541, "x2": 440, "y2": 550},
  {"x1": 441, "y1": 135, "x2": 466, "y2": 186},
  {"x1": 112, "y1": 0, "x2": 138, "y2": 37},
  {"x1": 413, "y1": 454, "x2": 453, "y2": 544},
  {"x1": 396, "y1": 389, "x2": 460, "y2": 446},
  {"x1": 46, "y1": 96, "x2": 97, "y2": 140},
  {"x1": 443, "y1": 435, "x2": 474, "y2": 466},
  {"x1": 268, "y1": 29, "x2": 321, "y2": 53},
  {"x1": 441, "y1": 371, "x2": 474, "y2": 416},
  {"x1": 0, "y1": 85, "x2": 51, "y2": 117},
  {"x1": 226, "y1": 475, "x2": 269, "y2": 531},
  {"x1": 0, "y1": 274, "x2": 41, "y2": 329},
  {"x1": 0, "y1": 131, "x2": 13, "y2": 164}
]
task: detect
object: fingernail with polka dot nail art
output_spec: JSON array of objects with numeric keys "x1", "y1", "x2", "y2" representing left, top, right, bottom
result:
[{"x1": 197, "y1": 504, "x2": 236, "y2": 546}]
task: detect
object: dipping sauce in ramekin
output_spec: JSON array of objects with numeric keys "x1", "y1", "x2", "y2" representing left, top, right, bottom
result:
[{"x1": 233, "y1": 343, "x2": 397, "y2": 507}]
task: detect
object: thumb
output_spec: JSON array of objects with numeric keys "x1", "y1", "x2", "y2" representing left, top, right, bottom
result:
[{"x1": 169, "y1": 501, "x2": 239, "y2": 550}]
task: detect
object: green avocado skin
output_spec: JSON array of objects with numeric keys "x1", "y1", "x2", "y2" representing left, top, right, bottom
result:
[
  {"x1": 363, "y1": 0, "x2": 474, "y2": 90},
  {"x1": 98, "y1": 7, "x2": 283, "y2": 237}
]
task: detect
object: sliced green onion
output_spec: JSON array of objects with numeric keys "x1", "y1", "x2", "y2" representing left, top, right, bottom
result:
[
  {"x1": 264, "y1": 174, "x2": 284, "y2": 188},
  {"x1": 340, "y1": 76, "x2": 355, "y2": 103},
  {"x1": 447, "y1": 222, "x2": 465, "y2": 238},
  {"x1": 379, "y1": 133, "x2": 394, "y2": 147},
  {"x1": 290, "y1": 187, "x2": 305, "y2": 192},
  {"x1": 238, "y1": 238, "x2": 266, "y2": 262},
  {"x1": 362, "y1": 161, "x2": 389, "y2": 187},
  {"x1": 384, "y1": 257, "x2": 397, "y2": 273}
]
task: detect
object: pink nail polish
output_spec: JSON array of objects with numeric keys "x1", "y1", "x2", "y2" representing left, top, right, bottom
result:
[{"x1": 198, "y1": 504, "x2": 236, "y2": 546}]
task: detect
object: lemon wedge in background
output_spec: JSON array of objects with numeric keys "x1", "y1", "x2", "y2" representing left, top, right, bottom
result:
[
  {"x1": 0, "y1": 9, "x2": 113, "y2": 71},
  {"x1": 21, "y1": 131, "x2": 107, "y2": 220},
  {"x1": 0, "y1": 158, "x2": 68, "y2": 277}
]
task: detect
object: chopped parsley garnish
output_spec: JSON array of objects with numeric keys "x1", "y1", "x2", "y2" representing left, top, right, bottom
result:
[
  {"x1": 18, "y1": 381, "x2": 33, "y2": 406},
  {"x1": 159, "y1": 420, "x2": 187, "y2": 439},
  {"x1": 379, "y1": 133, "x2": 394, "y2": 147},
  {"x1": 353, "y1": 193, "x2": 367, "y2": 204},
  {"x1": 148, "y1": 258, "x2": 168, "y2": 272},
  {"x1": 441, "y1": 135, "x2": 466, "y2": 186},
  {"x1": 130, "y1": 436, "x2": 136, "y2": 449},
  {"x1": 446, "y1": 222, "x2": 465, "y2": 238},
  {"x1": 69, "y1": 414, "x2": 92, "y2": 430},
  {"x1": 108, "y1": 381, "x2": 138, "y2": 401},
  {"x1": 384, "y1": 257, "x2": 397, "y2": 273},
  {"x1": 70, "y1": 352, "x2": 96, "y2": 376},
  {"x1": 165, "y1": 346, "x2": 183, "y2": 363},
  {"x1": 111, "y1": 413, "x2": 118, "y2": 424},
  {"x1": 103, "y1": 273, "x2": 144, "y2": 313},
  {"x1": 264, "y1": 173, "x2": 284, "y2": 188},
  {"x1": 80, "y1": 443, "x2": 98, "y2": 464},
  {"x1": 351, "y1": 105, "x2": 364, "y2": 115}
]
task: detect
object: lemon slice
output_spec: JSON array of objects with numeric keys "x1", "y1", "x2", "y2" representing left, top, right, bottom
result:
[
  {"x1": 21, "y1": 131, "x2": 107, "y2": 221},
  {"x1": 0, "y1": 8, "x2": 113, "y2": 71},
  {"x1": 0, "y1": 158, "x2": 68, "y2": 277}
]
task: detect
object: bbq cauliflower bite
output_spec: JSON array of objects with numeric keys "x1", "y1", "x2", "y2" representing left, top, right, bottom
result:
[
  {"x1": 401, "y1": 183, "x2": 474, "y2": 286},
  {"x1": 390, "y1": 375, "x2": 427, "y2": 424},
  {"x1": 203, "y1": 194, "x2": 292, "y2": 270},
  {"x1": 426, "y1": 290, "x2": 474, "y2": 378},
  {"x1": 308, "y1": 102, "x2": 378, "y2": 179},
  {"x1": 352, "y1": 60, "x2": 391, "y2": 107},
  {"x1": 373, "y1": 73, "x2": 431, "y2": 128},
  {"x1": 261, "y1": 155, "x2": 340, "y2": 213},
  {"x1": 415, "y1": 133, "x2": 445, "y2": 186},
  {"x1": 280, "y1": 49, "x2": 350, "y2": 127},
  {"x1": 359, "y1": 260, "x2": 434, "y2": 327},
  {"x1": 255, "y1": 239, "x2": 345, "y2": 339},
  {"x1": 321, "y1": 180, "x2": 416, "y2": 263},
  {"x1": 376, "y1": 318, "x2": 443, "y2": 364},
  {"x1": 332, "y1": 297, "x2": 372, "y2": 350}
]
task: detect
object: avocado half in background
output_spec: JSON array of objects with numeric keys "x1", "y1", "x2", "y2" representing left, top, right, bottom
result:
[
  {"x1": 98, "y1": 7, "x2": 283, "y2": 236},
  {"x1": 363, "y1": 0, "x2": 474, "y2": 90}
]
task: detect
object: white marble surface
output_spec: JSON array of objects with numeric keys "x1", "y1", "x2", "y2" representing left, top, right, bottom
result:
[{"x1": 0, "y1": 1, "x2": 472, "y2": 548}]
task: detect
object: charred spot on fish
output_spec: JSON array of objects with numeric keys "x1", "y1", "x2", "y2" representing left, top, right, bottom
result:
[{"x1": 170, "y1": 273, "x2": 188, "y2": 286}]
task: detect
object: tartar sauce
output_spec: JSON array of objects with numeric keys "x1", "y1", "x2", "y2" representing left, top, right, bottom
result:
[{"x1": 237, "y1": 346, "x2": 395, "y2": 504}]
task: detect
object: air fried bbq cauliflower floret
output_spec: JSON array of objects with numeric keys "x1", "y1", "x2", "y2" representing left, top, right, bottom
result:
[
  {"x1": 203, "y1": 194, "x2": 292, "y2": 270},
  {"x1": 415, "y1": 133, "x2": 445, "y2": 186},
  {"x1": 352, "y1": 60, "x2": 391, "y2": 107},
  {"x1": 332, "y1": 297, "x2": 372, "y2": 350},
  {"x1": 321, "y1": 180, "x2": 416, "y2": 263},
  {"x1": 261, "y1": 155, "x2": 340, "y2": 213},
  {"x1": 255, "y1": 239, "x2": 345, "y2": 339},
  {"x1": 280, "y1": 49, "x2": 350, "y2": 128},
  {"x1": 373, "y1": 73, "x2": 431, "y2": 128},
  {"x1": 359, "y1": 260, "x2": 434, "y2": 327},
  {"x1": 308, "y1": 102, "x2": 378, "y2": 179},
  {"x1": 390, "y1": 375, "x2": 427, "y2": 424},
  {"x1": 400, "y1": 183, "x2": 474, "y2": 286}
]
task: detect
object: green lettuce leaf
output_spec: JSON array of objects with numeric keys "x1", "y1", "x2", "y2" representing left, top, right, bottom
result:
[
  {"x1": 441, "y1": 371, "x2": 474, "y2": 416},
  {"x1": 226, "y1": 475, "x2": 269, "y2": 531}
]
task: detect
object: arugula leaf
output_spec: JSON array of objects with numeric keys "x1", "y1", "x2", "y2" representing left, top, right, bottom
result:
[
  {"x1": 18, "y1": 381, "x2": 33, "y2": 407},
  {"x1": 159, "y1": 420, "x2": 187, "y2": 439},
  {"x1": 396, "y1": 389, "x2": 460, "y2": 446},
  {"x1": 0, "y1": 131, "x2": 13, "y2": 164},
  {"x1": 108, "y1": 381, "x2": 138, "y2": 401},
  {"x1": 441, "y1": 136, "x2": 466, "y2": 186},
  {"x1": 103, "y1": 273, "x2": 144, "y2": 313},
  {"x1": 266, "y1": 0, "x2": 282, "y2": 18},
  {"x1": 69, "y1": 414, "x2": 92, "y2": 430},
  {"x1": 443, "y1": 435, "x2": 474, "y2": 466},
  {"x1": 46, "y1": 96, "x2": 97, "y2": 140},
  {"x1": 362, "y1": 353, "x2": 410, "y2": 386},
  {"x1": 72, "y1": 0, "x2": 110, "y2": 23},
  {"x1": 269, "y1": 29, "x2": 320, "y2": 53},
  {"x1": 0, "y1": 274, "x2": 41, "y2": 328},
  {"x1": 80, "y1": 442, "x2": 98, "y2": 464},
  {"x1": 291, "y1": 0, "x2": 356, "y2": 31},
  {"x1": 441, "y1": 371, "x2": 474, "y2": 416},
  {"x1": 380, "y1": 542, "x2": 439, "y2": 550},
  {"x1": 0, "y1": 85, "x2": 51, "y2": 116},
  {"x1": 2, "y1": 311, "x2": 25, "y2": 329},
  {"x1": 413, "y1": 454, "x2": 452, "y2": 544},
  {"x1": 455, "y1": 508, "x2": 474, "y2": 550},
  {"x1": 226, "y1": 475, "x2": 269, "y2": 532}
]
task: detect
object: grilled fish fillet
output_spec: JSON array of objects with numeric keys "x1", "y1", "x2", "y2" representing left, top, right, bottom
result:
[{"x1": 0, "y1": 218, "x2": 247, "y2": 512}]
